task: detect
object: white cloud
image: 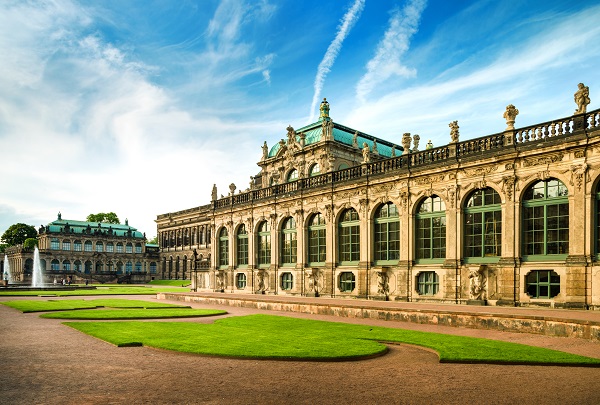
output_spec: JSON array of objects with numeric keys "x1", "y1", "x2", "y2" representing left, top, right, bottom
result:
[
  {"x1": 355, "y1": 0, "x2": 427, "y2": 103},
  {"x1": 308, "y1": 0, "x2": 365, "y2": 123}
]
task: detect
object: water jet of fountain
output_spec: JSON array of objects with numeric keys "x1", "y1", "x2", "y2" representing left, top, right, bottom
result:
[
  {"x1": 32, "y1": 246, "x2": 44, "y2": 288},
  {"x1": 3, "y1": 254, "x2": 11, "y2": 283}
]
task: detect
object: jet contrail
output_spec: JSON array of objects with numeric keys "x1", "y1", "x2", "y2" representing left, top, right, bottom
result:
[{"x1": 308, "y1": 0, "x2": 365, "y2": 123}]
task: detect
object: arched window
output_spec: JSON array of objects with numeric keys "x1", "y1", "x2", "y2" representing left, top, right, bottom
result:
[
  {"x1": 84, "y1": 241, "x2": 92, "y2": 252},
  {"x1": 135, "y1": 262, "x2": 142, "y2": 272},
  {"x1": 74, "y1": 240, "x2": 82, "y2": 252},
  {"x1": 464, "y1": 188, "x2": 502, "y2": 261},
  {"x1": 281, "y1": 272, "x2": 293, "y2": 290},
  {"x1": 74, "y1": 260, "x2": 82, "y2": 272},
  {"x1": 150, "y1": 262, "x2": 157, "y2": 274},
  {"x1": 218, "y1": 228, "x2": 229, "y2": 267},
  {"x1": 338, "y1": 163, "x2": 350, "y2": 170},
  {"x1": 287, "y1": 169, "x2": 298, "y2": 182},
  {"x1": 126, "y1": 243, "x2": 133, "y2": 253},
  {"x1": 51, "y1": 259, "x2": 60, "y2": 271},
  {"x1": 96, "y1": 242, "x2": 103, "y2": 252},
  {"x1": 116, "y1": 242, "x2": 123, "y2": 253},
  {"x1": 126, "y1": 262, "x2": 133, "y2": 274},
  {"x1": 62, "y1": 240, "x2": 71, "y2": 251},
  {"x1": 96, "y1": 261, "x2": 103, "y2": 272},
  {"x1": 339, "y1": 208, "x2": 360, "y2": 264},
  {"x1": 309, "y1": 163, "x2": 321, "y2": 177},
  {"x1": 416, "y1": 196, "x2": 446, "y2": 261},
  {"x1": 374, "y1": 203, "x2": 399, "y2": 263},
  {"x1": 84, "y1": 261, "x2": 92, "y2": 274},
  {"x1": 135, "y1": 243, "x2": 142, "y2": 253},
  {"x1": 308, "y1": 213, "x2": 326, "y2": 265},
  {"x1": 522, "y1": 179, "x2": 569, "y2": 259},
  {"x1": 107, "y1": 261, "x2": 114, "y2": 272},
  {"x1": 236, "y1": 225, "x2": 248, "y2": 267},
  {"x1": 51, "y1": 238, "x2": 60, "y2": 250},
  {"x1": 106, "y1": 242, "x2": 114, "y2": 253},
  {"x1": 63, "y1": 260, "x2": 71, "y2": 271},
  {"x1": 257, "y1": 221, "x2": 271, "y2": 267},
  {"x1": 281, "y1": 217, "x2": 297, "y2": 265}
]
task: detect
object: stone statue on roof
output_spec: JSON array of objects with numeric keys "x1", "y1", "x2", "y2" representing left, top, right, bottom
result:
[
  {"x1": 503, "y1": 104, "x2": 519, "y2": 130},
  {"x1": 286, "y1": 125, "x2": 296, "y2": 145},
  {"x1": 211, "y1": 184, "x2": 217, "y2": 201},
  {"x1": 352, "y1": 131, "x2": 358, "y2": 148},
  {"x1": 413, "y1": 134, "x2": 420, "y2": 152},
  {"x1": 362, "y1": 142, "x2": 370, "y2": 163},
  {"x1": 319, "y1": 97, "x2": 330, "y2": 121},
  {"x1": 261, "y1": 141, "x2": 268, "y2": 160},
  {"x1": 574, "y1": 82, "x2": 590, "y2": 115},
  {"x1": 449, "y1": 120, "x2": 459, "y2": 143},
  {"x1": 372, "y1": 139, "x2": 378, "y2": 155}
]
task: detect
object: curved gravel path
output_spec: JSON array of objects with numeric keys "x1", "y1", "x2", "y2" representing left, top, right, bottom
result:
[{"x1": 1, "y1": 295, "x2": 599, "y2": 404}]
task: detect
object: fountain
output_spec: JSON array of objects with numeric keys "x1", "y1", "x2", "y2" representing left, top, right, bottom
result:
[
  {"x1": 32, "y1": 246, "x2": 44, "y2": 287},
  {"x1": 3, "y1": 254, "x2": 12, "y2": 283}
]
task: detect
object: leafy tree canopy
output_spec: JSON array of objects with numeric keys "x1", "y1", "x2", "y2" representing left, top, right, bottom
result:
[
  {"x1": 1, "y1": 223, "x2": 38, "y2": 246},
  {"x1": 86, "y1": 212, "x2": 120, "y2": 224},
  {"x1": 147, "y1": 236, "x2": 158, "y2": 244},
  {"x1": 23, "y1": 238, "x2": 38, "y2": 249}
]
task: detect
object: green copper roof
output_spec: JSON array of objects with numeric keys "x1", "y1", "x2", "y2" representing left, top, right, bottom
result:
[
  {"x1": 44, "y1": 217, "x2": 145, "y2": 239},
  {"x1": 267, "y1": 120, "x2": 401, "y2": 158}
]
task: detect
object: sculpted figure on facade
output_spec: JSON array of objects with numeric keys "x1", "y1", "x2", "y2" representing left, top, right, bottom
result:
[
  {"x1": 261, "y1": 141, "x2": 269, "y2": 160},
  {"x1": 574, "y1": 82, "x2": 590, "y2": 114},
  {"x1": 256, "y1": 270, "x2": 267, "y2": 293},
  {"x1": 376, "y1": 271, "x2": 389, "y2": 297},
  {"x1": 362, "y1": 142, "x2": 370, "y2": 163},
  {"x1": 321, "y1": 119, "x2": 334, "y2": 141},
  {"x1": 402, "y1": 133, "x2": 411, "y2": 154},
  {"x1": 469, "y1": 266, "x2": 487, "y2": 300},
  {"x1": 372, "y1": 139, "x2": 379, "y2": 155},
  {"x1": 352, "y1": 131, "x2": 359, "y2": 148},
  {"x1": 286, "y1": 125, "x2": 296, "y2": 145},
  {"x1": 319, "y1": 97, "x2": 330, "y2": 120},
  {"x1": 503, "y1": 104, "x2": 519, "y2": 130},
  {"x1": 391, "y1": 145, "x2": 396, "y2": 157},
  {"x1": 307, "y1": 268, "x2": 322, "y2": 295},
  {"x1": 412, "y1": 134, "x2": 420, "y2": 152},
  {"x1": 449, "y1": 120, "x2": 459, "y2": 143},
  {"x1": 211, "y1": 184, "x2": 218, "y2": 201}
]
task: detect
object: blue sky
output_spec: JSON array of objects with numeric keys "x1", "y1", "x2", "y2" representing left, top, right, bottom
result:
[{"x1": 1, "y1": 0, "x2": 599, "y2": 239}]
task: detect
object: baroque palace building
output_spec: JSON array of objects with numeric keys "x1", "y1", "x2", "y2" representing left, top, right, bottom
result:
[
  {"x1": 157, "y1": 84, "x2": 600, "y2": 309},
  {"x1": 3, "y1": 213, "x2": 159, "y2": 284}
]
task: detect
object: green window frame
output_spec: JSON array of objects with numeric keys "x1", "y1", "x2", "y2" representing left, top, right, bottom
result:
[
  {"x1": 417, "y1": 271, "x2": 439, "y2": 295},
  {"x1": 415, "y1": 196, "x2": 446, "y2": 262},
  {"x1": 257, "y1": 221, "x2": 271, "y2": 267},
  {"x1": 218, "y1": 227, "x2": 229, "y2": 268},
  {"x1": 374, "y1": 202, "x2": 400, "y2": 264},
  {"x1": 308, "y1": 213, "x2": 326, "y2": 265},
  {"x1": 338, "y1": 208, "x2": 360, "y2": 264},
  {"x1": 281, "y1": 217, "x2": 297, "y2": 266},
  {"x1": 339, "y1": 272, "x2": 355, "y2": 292},
  {"x1": 522, "y1": 179, "x2": 569, "y2": 261},
  {"x1": 236, "y1": 273, "x2": 247, "y2": 289},
  {"x1": 287, "y1": 169, "x2": 298, "y2": 182},
  {"x1": 464, "y1": 188, "x2": 502, "y2": 262},
  {"x1": 236, "y1": 224, "x2": 248, "y2": 267},
  {"x1": 525, "y1": 270, "x2": 560, "y2": 298},
  {"x1": 309, "y1": 163, "x2": 321, "y2": 177},
  {"x1": 281, "y1": 272, "x2": 293, "y2": 290}
]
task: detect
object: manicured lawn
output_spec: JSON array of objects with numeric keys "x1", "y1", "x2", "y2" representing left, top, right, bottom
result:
[
  {"x1": 0, "y1": 286, "x2": 189, "y2": 297},
  {"x1": 42, "y1": 308, "x2": 226, "y2": 319},
  {"x1": 1, "y1": 299, "x2": 190, "y2": 313},
  {"x1": 148, "y1": 280, "x2": 191, "y2": 287},
  {"x1": 65, "y1": 314, "x2": 600, "y2": 365}
]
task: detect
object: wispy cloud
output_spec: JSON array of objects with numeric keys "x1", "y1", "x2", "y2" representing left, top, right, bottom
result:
[
  {"x1": 355, "y1": 0, "x2": 427, "y2": 103},
  {"x1": 308, "y1": 0, "x2": 365, "y2": 122}
]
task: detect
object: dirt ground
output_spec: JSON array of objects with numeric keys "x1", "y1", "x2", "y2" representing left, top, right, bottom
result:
[{"x1": 1, "y1": 295, "x2": 600, "y2": 405}]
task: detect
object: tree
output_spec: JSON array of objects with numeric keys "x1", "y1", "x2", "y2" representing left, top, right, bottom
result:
[
  {"x1": 147, "y1": 236, "x2": 158, "y2": 244},
  {"x1": 23, "y1": 238, "x2": 38, "y2": 249},
  {"x1": 1, "y1": 223, "x2": 38, "y2": 246},
  {"x1": 86, "y1": 212, "x2": 120, "y2": 224}
]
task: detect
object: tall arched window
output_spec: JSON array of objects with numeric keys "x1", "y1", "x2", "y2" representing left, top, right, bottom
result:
[
  {"x1": 464, "y1": 188, "x2": 502, "y2": 261},
  {"x1": 339, "y1": 208, "x2": 360, "y2": 264},
  {"x1": 309, "y1": 163, "x2": 321, "y2": 177},
  {"x1": 308, "y1": 213, "x2": 326, "y2": 265},
  {"x1": 374, "y1": 202, "x2": 399, "y2": 263},
  {"x1": 416, "y1": 196, "x2": 446, "y2": 261},
  {"x1": 218, "y1": 228, "x2": 229, "y2": 267},
  {"x1": 287, "y1": 169, "x2": 298, "y2": 182},
  {"x1": 522, "y1": 179, "x2": 569, "y2": 259},
  {"x1": 236, "y1": 224, "x2": 248, "y2": 267},
  {"x1": 281, "y1": 217, "x2": 297, "y2": 266},
  {"x1": 257, "y1": 221, "x2": 271, "y2": 267}
]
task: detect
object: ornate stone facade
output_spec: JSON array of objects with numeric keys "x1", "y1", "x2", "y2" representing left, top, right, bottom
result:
[{"x1": 157, "y1": 89, "x2": 600, "y2": 310}]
